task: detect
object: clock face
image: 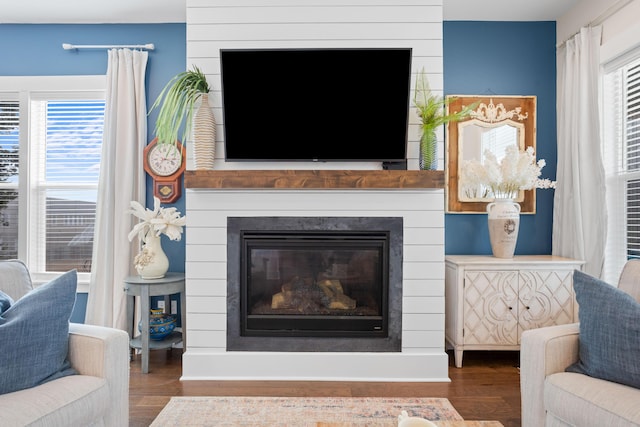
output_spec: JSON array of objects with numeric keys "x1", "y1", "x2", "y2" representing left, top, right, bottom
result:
[{"x1": 147, "y1": 143, "x2": 183, "y2": 177}]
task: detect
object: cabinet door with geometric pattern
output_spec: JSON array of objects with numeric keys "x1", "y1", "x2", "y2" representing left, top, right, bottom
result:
[
  {"x1": 463, "y1": 270, "x2": 519, "y2": 346},
  {"x1": 517, "y1": 269, "x2": 575, "y2": 341}
]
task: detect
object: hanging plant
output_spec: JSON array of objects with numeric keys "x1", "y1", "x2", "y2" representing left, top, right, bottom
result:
[{"x1": 149, "y1": 65, "x2": 211, "y2": 146}]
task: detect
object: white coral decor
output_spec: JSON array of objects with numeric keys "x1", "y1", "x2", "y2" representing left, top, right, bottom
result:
[
  {"x1": 460, "y1": 144, "x2": 556, "y2": 200},
  {"x1": 127, "y1": 196, "x2": 186, "y2": 243}
]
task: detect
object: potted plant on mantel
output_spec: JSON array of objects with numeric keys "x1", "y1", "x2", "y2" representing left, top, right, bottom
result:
[
  {"x1": 149, "y1": 65, "x2": 215, "y2": 170},
  {"x1": 413, "y1": 68, "x2": 475, "y2": 170}
]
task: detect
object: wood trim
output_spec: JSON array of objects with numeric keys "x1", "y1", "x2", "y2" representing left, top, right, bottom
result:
[
  {"x1": 185, "y1": 170, "x2": 444, "y2": 189},
  {"x1": 446, "y1": 95, "x2": 537, "y2": 214}
]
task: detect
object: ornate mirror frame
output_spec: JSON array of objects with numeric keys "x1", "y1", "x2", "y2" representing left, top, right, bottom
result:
[{"x1": 446, "y1": 95, "x2": 537, "y2": 214}]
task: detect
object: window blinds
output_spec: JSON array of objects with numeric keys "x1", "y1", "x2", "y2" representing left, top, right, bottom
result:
[
  {"x1": 0, "y1": 101, "x2": 19, "y2": 260},
  {"x1": 603, "y1": 57, "x2": 640, "y2": 282}
]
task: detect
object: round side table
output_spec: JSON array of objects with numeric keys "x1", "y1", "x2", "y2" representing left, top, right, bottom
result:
[{"x1": 123, "y1": 272, "x2": 185, "y2": 374}]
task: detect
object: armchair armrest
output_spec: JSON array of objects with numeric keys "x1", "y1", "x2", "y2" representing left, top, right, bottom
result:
[
  {"x1": 520, "y1": 323, "x2": 580, "y2": 427},
  {"x1": 68, "y1": 323, "x2": 130, "y2": 427}
]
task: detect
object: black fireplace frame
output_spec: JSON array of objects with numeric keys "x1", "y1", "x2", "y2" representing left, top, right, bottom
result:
[{"x1": 227, "y1": 216, "x2": 403, "y2": 352}]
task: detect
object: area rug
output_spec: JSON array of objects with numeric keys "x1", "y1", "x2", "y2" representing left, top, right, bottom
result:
[{"x1": 150, "y1": 396, "x2": 464, "y2": 427}]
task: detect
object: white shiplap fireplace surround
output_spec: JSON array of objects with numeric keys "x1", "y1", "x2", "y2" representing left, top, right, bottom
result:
[
  {"x1": 182, "y1": 0, "x2": 448, "y2": 381},
  {"x1": 182, "y1": 171, "x2": 448, "y2": 381}
]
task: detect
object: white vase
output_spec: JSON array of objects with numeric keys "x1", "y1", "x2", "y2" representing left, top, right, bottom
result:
[
  {"x1": 192, "y1": 92, "x2": 216, "y2": 170},
  {"x1": 135, "y1": 234, "x2": 169, "y2": 279},
  {"x1": 487, "y1": 198, "x2": 521, "y2": 259}
]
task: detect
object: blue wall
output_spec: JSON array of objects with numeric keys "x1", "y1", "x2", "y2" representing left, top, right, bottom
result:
[
  {"x1": 443, "y1": 21, "x2": 557, "y2": 255},
  {"x1": 1, "y1": 21, "x2": 557, "y2": 321},
  {"x1": 0, "y1": 24, "x2": 187, "y2": 322}
]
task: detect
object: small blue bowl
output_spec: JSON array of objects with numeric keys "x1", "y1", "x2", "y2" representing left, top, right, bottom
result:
[{"x1": 139, "y1": 311, "x2": 177, "y2": 341}]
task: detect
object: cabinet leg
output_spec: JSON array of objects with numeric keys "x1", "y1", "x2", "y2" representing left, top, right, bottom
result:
[{"x1": 455, "y1": 349, "x2": 463, "y2": 368}]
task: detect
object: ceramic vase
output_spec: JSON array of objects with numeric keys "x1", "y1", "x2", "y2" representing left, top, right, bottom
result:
[
  {"x1": 487, "y1": 198, "x2": 521, "y2": 258},
  {"x1": 419, "y1": 128, "x2": 437, "y2": 170},
  {"x1": 192, "y1": 92, "x2": 216, "y2": 170},
  {"x1": 139, "y1": 308, "x2": 177, "y2": 341},
  {"x1": 135, "y1": 234, "x2": 169, "y2": 279}
]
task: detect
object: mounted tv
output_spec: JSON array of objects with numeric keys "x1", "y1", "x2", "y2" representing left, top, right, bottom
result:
[{"x1": 220, "y1": 48, "x2": 412, "y2": 163}]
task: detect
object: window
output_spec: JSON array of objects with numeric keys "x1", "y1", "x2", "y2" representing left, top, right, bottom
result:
[
  {"x1": 0, "y1": 76, "x2": 106, "y2": 287},
  {"x1": 603, "y1": 56, "x2": 640, "y2": 283},
  {"x1": 0, "y1": 101, "x2": 19, "y2": 261}
]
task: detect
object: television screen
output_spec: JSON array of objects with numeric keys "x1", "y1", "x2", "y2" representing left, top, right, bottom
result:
[{"x1": 220, "y1": 48, "x2": 412, "y2": 163}]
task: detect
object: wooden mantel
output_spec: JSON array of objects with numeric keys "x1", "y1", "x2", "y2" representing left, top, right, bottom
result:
[{"x1": 185, "y1": 169, "x2": 445, "y2": 189}]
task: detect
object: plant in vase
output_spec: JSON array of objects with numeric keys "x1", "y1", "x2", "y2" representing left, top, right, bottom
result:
[
  {"x1": 149, "y1": 65, "x2": 215, "y2": 169},
  {"x1": 459, "y1": 144, "x2": 556, "y2": 200},
  {"x1": 459, "y1": 144, "x2": 556, "y2": 258},
  {"x1": 128, "y1": 196, "x2": 186, "y2": 279},
  {"x1": 413, "y1": 68, "x2": 475, "y2": 170}
]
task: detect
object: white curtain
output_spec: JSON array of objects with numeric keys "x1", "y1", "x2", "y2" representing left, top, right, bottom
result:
[
  {"x1": 553, "y1": 26, "x2": 607, "y2": 277},
  {"x1": 86, "y1": 49, "x2": 148, "y2": 330}
]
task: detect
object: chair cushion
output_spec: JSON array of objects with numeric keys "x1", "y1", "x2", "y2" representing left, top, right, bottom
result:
[
  {"x1": 566, "y1": 270, "x2": 640, "y2": 389},
  {"x1": 0, "y1": 270, "x2": 78, "y2": 395},
  {"x1": 545, "y1": 372, "x2": 640, "y2": 425},
  {"x1": 0, "y1": 259, "x2": 34, "y2": 301}
]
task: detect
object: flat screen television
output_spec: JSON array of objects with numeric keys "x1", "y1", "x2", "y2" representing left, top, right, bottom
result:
[{"x1": 220, "y1": 48, "x2": 412, "y2": 163}]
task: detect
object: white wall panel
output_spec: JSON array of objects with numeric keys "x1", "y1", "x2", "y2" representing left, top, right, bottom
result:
[
  {"x1": 183, "y1": 0, "x2": 446, "y2": 381},
  {"x1": 186, "y1": 279, "x2": 227, "y2": 296},
  {"x1": 187, "y1": 296, "x2": 227, "y2": 314},
  {"x1": 188, "y1": 23, "x2": 441, "y2": 41},
  {"x1": 402, "y1": 330, "x2": 445, "y2": 348},
  {"x1": 187, "y1": 5, "x2": 441, "y2": 24},
  {"x1": 187, "y1": 330, "x2": 226, "y2": 348},
  {"x1": 189, "y1": 0, "x2": 439, "y2": 6},
  {"x1": 403, "y1": 313, "x2": 445, "y2": 331},
  {"x1": 403, "y1": 279, "x2": 444, "y2": 296},
  {"x1": 186, "y1": 0, "x2": 443, "y2": 170},
  {"x1": 403, "y1": 296, "x2": 444, "y2": 313}
]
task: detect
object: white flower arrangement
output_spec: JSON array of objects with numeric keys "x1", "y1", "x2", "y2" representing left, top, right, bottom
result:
[
  {"x1": 459, "y1": 144, "x2": 556, "y2": 200},
  {"x1": 127, "y1": 196, "x2": 186, "y2": 243}
]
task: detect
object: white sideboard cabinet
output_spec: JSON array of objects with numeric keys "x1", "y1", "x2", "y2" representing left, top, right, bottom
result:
[{"x1": 445, "y1": 255, "x2": 584, "y2": 368}]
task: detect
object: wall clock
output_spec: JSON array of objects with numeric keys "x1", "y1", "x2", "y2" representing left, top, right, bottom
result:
[{"x1": 143, "y1": 138, "x2": 186, "y2": 203}]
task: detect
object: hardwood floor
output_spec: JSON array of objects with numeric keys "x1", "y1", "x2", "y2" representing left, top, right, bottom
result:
[{"x1": 129, "y1": 349, "x2": 521, "y2": 427}]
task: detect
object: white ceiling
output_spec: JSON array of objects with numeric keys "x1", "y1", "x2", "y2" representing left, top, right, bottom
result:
[{"x1": 0, "y1": 0, "x2": 580, "y2": 24}]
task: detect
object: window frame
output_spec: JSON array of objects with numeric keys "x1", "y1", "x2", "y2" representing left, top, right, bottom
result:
[{"x1": 0, "y1": 76, "x2": 106, "y2": 292}]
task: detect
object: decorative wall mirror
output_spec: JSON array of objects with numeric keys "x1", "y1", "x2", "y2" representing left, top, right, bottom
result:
[{"x1": 446, "y1": 95, "x2": 537, "y2": 213}]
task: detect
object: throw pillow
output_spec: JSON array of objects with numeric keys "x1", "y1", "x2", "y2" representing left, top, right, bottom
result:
[
  {"x1": 0, "y1": 269, "x2": 78, "y2": 394},
  {"x1": 0, "y1": 292, "x2": 12, "y2": 314},
  {"x1": 566, "y1": 270, "x2": 640, "y2": 389}
]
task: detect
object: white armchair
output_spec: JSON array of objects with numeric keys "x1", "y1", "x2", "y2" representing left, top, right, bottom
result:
[
  {"x1": 520, "y1": 260, "x2": 640, "y2": 427},
  {"x1": 0, "y1": 260, "x2": 130, "y2": 427}
]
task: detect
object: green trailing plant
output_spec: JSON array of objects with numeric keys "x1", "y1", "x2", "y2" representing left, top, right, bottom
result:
[
  {"x1": 413, "y1": 68, "x2": 476, "y2": 169},
  {"x1": 149, "y1": 65, "x2": 211, "y2": 146}
]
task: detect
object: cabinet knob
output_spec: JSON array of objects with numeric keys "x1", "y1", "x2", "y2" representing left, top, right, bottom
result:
[{"x1": 508, "y1": 306, "x2": 513, "y2": 310}]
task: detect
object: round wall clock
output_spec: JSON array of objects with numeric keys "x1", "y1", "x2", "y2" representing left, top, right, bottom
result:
[{"x1": 143, "y1": 138, "x2": 186, "y2": 203}]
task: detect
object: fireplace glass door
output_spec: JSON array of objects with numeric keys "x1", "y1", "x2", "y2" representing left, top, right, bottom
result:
[{"x1": 241, "y1": 231, "x2": 389, "y2": 338}]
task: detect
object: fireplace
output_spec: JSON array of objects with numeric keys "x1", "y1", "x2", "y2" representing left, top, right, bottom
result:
[
  {"x1": 182, "y1": 186, "x2": 448, "y2": 381},
  {"x1": 227, "y1": 217, "x2": 403, "y2": 352}
]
